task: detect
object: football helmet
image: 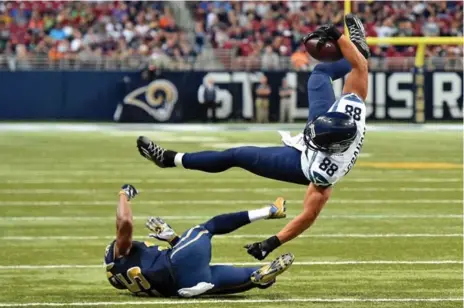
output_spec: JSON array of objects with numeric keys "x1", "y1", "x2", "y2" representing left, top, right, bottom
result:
[{"x1": 303, "y1": 112, "x2": 357, "y2": 154}]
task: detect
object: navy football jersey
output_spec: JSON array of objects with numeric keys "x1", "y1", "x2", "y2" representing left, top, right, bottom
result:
[{"x1": 104, "y1": 240, "x2": 177, "y2": 297}]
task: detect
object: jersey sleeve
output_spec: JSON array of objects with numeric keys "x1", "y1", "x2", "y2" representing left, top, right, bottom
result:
[{"x1": 308, "y1": 169, "x2": 332, "y2": 187}]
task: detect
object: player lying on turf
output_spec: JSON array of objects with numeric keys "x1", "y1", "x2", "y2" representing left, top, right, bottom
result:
[
  {"x1": 104, "y1": 184, "x2": 294, "y2": 297},
  {"x1": 136, "y1": 14, "x2": 369, "y2": 261}
]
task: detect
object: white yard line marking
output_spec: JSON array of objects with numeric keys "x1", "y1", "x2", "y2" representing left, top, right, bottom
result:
[
  {"x1": 1, "y1": 234, "x2": 461, "y2": 241},
  {"x1": 0, "y1": 298, "x2": 463, "y2": 307},
  {"x1": 0, "y1": 187, "x2": 462, "y2": 194},
  {"x1": 0, "y1": 260, "x2": 461, "y2": 270},
  {"x1": 1, "y1": 214, "x2": 461, "y2": 222},
  {"x1": 1, "y1": 177, "x2": 461, "y2": 184},
  {"x1": 1, "y1": 199, "x2": 461, "y2": 207}
]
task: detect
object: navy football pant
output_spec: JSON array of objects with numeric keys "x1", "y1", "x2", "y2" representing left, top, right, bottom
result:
[
  {"x1": 181, "y1": 60, "x2": 352, "y2": 186},
  {"x1": 170, "y1": 211, "x2": 261, "y2": 294},
  {"x1": 183, "y1": 146, "x2": 309, "y2": 185},
  {"x1": 307, "y1": 59, "x2": 352, "y2": 121}
]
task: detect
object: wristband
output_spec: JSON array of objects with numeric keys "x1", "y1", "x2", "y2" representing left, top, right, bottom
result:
[
  {"x1": 265, "y1": 235, "x2": 281, "y2": 251},
  {"x1": 328, "y1": 26, "x2": 342, "y2": 40},
  {"x1": 119, "y1": 190, "x2": 130, "y2": 200},
  {"x1": 170, "y1": 236, "x2": 180, "y2": 247}
]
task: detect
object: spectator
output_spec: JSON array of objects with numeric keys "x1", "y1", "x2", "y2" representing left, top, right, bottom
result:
[
  {"x1": 70, "y1": 30, "x2": 82, "y2": 53},
  {"x1": 198, "y1": 77, "x2": 219, "y2": 123},
  {"x1": 0, "y1": 20, "x2": 10, "y2": 53},
  {"x1": 376, "y1": 18, "x2": 397, "y2": 38},
  {"x1": 279, "y1": 79, "x2": 293, "y2": 123},
  {"x1": 255, "y1": 75, "x2": 271, "y2": 123},
  {"x1": 423, "y1": 16, "x2": 440, "y2": 36},
  {"x1": 290, "y1": 45, "x2": 309, "y2": 71},
  {"x1": 396, "y1": 19, "x2": 414, "y2": 37},
  {"x1": 261, "y1": 45, "x2": 279, "y2": 71},
  {"x1": 49, "y1": 23, "x2": 67, "y2": 41}
]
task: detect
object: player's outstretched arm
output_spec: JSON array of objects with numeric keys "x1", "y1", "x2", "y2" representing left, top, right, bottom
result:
[
  {"x1": 276, "y1": 184, "x2": 332, "y2": 244},
  {"x1": 337, "y1": 34, "x2": 368, "y2": 100},
  {"x1": 115, "y1": 184, "x2": 138, "y2": 258},
  {"x1": 244, "y1": 185, "x2": 331, "y2": 260}
]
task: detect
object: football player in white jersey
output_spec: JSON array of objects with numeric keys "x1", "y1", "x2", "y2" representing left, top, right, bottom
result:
[{"x1": 136, "y1": 14, "x2": 369, "y2": 261}]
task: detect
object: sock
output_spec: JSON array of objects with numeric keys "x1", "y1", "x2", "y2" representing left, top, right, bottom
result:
[
  {"x1": 248, "y1": 206, "x2": 271, "y2": 222},
  {"x1": 203, "y1": 211, "x2": 250, "y2": 235},
  {"x1": 174, "y1": 153, "x2": 184, "y2": 167},
  {"x1": 163, "y1": 150, "x2": 177, "y2": 167}
]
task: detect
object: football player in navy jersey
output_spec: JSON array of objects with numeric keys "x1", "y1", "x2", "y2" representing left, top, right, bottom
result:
[
  {"x1": 136, "y1": 15, "x2": 370, "y2": 261},
  {"x1": 104, "y1": 184, "x2": 294, "y2": 297}
]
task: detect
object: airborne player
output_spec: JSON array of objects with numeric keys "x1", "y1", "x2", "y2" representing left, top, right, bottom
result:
[{"x1": 136, "y1": 15, "x2": 370, "y2": 261}]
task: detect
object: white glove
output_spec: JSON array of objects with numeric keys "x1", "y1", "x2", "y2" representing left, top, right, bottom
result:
[
  {"x1": 145, "y1": 217, "x2": 178, "y2": 245},
  {"x1": 178, "y1": 282, "x2": 215, "y2": 298}
]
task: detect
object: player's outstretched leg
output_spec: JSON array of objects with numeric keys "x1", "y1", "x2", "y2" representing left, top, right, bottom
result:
[
  {"x1": 170, "y1": 199, "x2": 286, "y2": 290},
  {"x1": 344, "y1": 14, "x2": 370, "y2": 59},
  {"x1": 207, "y1": 253, "x2": 295, "y2": 295},
  {"x1": 202, "y1": 197, "x2": 286, "y2": 235},
  {"x1": 307, "y1": 59, "x2": 352, "y2": 121},
  {"x1": 137, "y1": 136, "x2": 309, "y2": 185}
]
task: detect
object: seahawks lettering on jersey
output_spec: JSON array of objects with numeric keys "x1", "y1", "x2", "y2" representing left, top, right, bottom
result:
[{"x1": 302, "y1": 93, "x2": 367, "y2": 186}]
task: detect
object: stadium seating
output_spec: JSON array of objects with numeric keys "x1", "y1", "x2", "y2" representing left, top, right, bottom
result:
[
  {"x1": 191, "y1": 0, "x2": 463, "y2": 70},
  {"x1": 0, "y1": 1, "x2": 196, "y2": 69},
  {"x1": 0, "y1": 1, "x2": 462, "y2": 70}
]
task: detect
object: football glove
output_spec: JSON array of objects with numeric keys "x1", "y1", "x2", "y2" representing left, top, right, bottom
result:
[
  {"x1": 119, "y1": 184, "x2": 138, "y2": 201},
  {"x1": 302, "y1": 24, "x2": 343, "y2": 49},
  {"x1": 146, "y1": 217, "x2": 179, "y2": 246},
  {"x1": 244, "y1": 236, "x2": 281, "y2": 261}
]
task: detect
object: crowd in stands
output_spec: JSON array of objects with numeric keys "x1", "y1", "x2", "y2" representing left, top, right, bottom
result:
[
  {"x1": 191, "y1": 0, "x2": 463, "y2": 70},
  {"x1": 0, "y1": 1, "x2": 197, "y2": 69},
  {"x1": 0, "y1": 1, "x2": 462, "y2": 70}
]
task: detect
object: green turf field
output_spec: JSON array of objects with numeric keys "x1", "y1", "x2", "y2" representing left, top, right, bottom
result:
[{"x1": 0, "y1": 126, "x2": 462, "y2": 308}]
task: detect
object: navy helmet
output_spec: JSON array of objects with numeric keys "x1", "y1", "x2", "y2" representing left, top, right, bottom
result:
[{"x1": 303, "y1": 112, "x2": 357, "y2": 154}]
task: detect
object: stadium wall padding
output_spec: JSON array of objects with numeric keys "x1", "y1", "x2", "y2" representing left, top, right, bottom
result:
[
  {"x1": 0, "y1": 71, "x2": 140, "y2": 120},
  {"x1": 0, "y1": 70, "x2": 462, "y2": 121}
]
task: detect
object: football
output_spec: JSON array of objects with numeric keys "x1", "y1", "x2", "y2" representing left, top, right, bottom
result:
[{"x1": 304, "y1": 38, "x2": 343, "y2": 62}]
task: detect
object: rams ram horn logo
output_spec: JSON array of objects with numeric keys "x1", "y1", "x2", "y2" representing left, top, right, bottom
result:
[{"x1": 123, "y1": 79, "x2": 179, "y2": 122}]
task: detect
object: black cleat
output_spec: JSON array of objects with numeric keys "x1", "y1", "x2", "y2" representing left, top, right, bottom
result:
[
  {"x1": 137, "y1": 136, "x2": 174, "y2": 168},
  {"x1": 345, "y1": 14, "x2": 370, "y2": 59}
]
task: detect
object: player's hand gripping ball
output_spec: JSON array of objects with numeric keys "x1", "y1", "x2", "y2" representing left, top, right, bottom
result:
[{"x1": 303, "y1": 25, "x2": 343, "y2": 62}]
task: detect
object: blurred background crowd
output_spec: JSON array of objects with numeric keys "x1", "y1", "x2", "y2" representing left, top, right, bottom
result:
[{"x1": 0, "y1": 1, "x2": 462, "y2": 70}]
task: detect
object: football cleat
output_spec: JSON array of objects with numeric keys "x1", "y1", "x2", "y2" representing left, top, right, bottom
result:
[
  {"x1": 345, "y1": 14, "x2": 370, "y2": 59},
  {"x1": 137, "y1": 136, "x2": 171, "y2": 168},
  {"x1": 266, "y1": 197, "x2": 287, "y2": 219},
  {"x1": 251, "y1": 253, "x2": 295, "y2": 285}
]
